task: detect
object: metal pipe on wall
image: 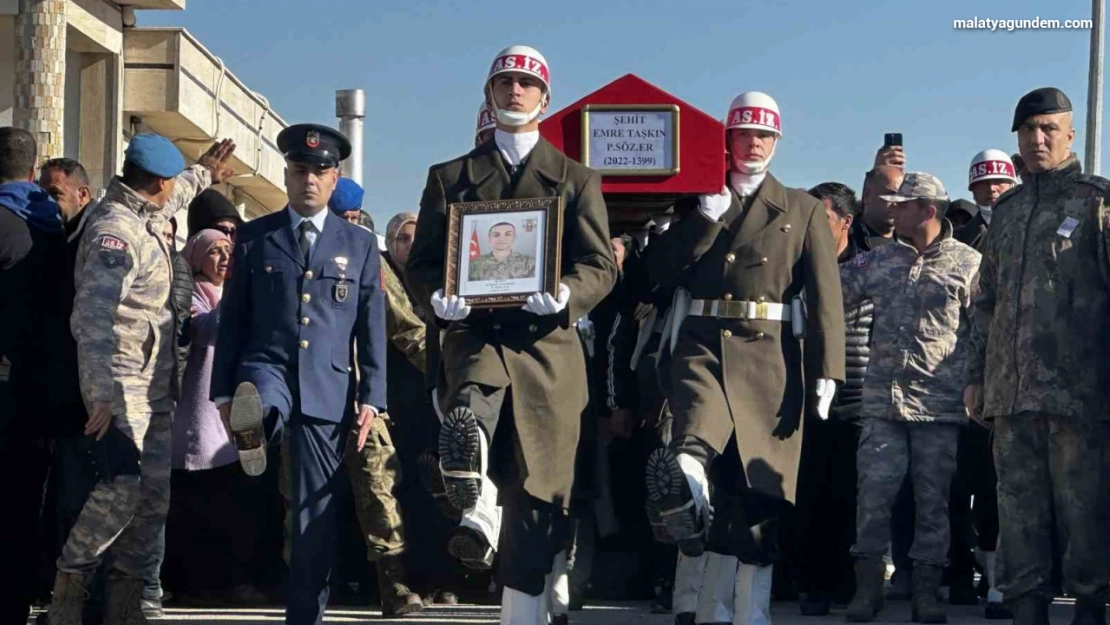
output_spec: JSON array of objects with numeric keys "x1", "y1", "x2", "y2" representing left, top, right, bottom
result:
[{"x1": 336, "y1": 89, "x2": 366, "y2": 185}]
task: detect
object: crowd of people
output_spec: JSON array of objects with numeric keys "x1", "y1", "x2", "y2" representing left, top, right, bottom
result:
[{"x1": 0, "y1": 42, "x2": 1107, "y2": 625}]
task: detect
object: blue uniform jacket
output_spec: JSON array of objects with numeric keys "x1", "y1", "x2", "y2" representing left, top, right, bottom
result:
[{"x1": 211, "y1": 208, "x2": 386, "y2": 422}]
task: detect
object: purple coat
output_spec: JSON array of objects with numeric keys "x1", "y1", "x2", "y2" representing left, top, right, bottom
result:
[{"x1": 172, "y1": 286, "x2": 237, "y2": 470}]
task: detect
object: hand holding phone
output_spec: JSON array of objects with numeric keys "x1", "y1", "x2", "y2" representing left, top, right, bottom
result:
[{"x1": 875, "y1": 134, "x2": 906, "y2": 169}]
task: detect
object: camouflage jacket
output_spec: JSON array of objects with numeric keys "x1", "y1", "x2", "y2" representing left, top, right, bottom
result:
[
  {"x1": 840, "y1": 220, "x2": 981, "y2": 423},
  {"x1": 966, "y1": 155, "x2": 1110, "y2": 420},
  {"x1": 381, "y1": 258, "x2": 426, "y2": 373},
  {"x1": 467, "y1": 250, "x2": 536, "y2": 281},
  {"x1": 72, "y1": 166, "x2": 210, "y2": 414}
]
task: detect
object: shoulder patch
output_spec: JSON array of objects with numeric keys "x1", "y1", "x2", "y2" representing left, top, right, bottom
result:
[
  {"x1": 99, "y1": 235, "x2": 129, "y2": 252},
  {"x1": 855, "y1": 253, "x2": 868, "y2": 268}
]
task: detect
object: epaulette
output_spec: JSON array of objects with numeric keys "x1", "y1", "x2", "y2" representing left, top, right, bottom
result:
[{"x1": 1077, "y1": 173, "x2": 1110, "y2": 194}]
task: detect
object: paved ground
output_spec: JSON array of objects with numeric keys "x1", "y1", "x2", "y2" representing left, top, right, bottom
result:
[{"x1": 29, "y1": 598, "x2": 1081, "y2": 624}]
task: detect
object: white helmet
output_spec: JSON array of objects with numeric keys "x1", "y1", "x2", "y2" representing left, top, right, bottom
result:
[
  {"x1": 726, "y1": 91, "x2": 782, "y2": 137},
  {"x1": 968, "y1": 149, "x2": 1017, "y2": 189},
  {"x1": 726, "y1": 91, "x2": 781, "y2": 174},
  {"x1": 485, "y1": 45, "x2": 551, "y2": 127},
  {"x1": 476, "y1": 102, "x2": 496, "y2": 138}
]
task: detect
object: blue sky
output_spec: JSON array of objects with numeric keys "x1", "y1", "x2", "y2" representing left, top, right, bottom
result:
[{"x1": 149, "y1": 0, "x2": 1106, "y2": 228}]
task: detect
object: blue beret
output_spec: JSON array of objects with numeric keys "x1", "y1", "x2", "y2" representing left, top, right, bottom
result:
[
  {"x1": 125, "y1": 133, "x2": 186, "y2": 179},
  {"x1": 328, "y1": 177, "x2": 364, "y2": 214}
]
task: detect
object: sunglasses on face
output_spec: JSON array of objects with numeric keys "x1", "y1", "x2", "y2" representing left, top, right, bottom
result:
[{"x1": 213, "y1": 225, "x2": 237, "y2": 237}]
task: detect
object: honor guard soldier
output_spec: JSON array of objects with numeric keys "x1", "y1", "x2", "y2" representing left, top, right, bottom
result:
[
  {"x1": 211, "y1": 124, "x2": 392, "y2": 625},
  {"x1": 965, "y1": 87, "x2": 1110, "y2": 625},
  {"x1": 949, "y1": 149, "x2": 1016, "y2": 620},
  {"x1": 406, "y1": 45, "x2": 617, "y2": 624},
  {"x1": 954, "y1": 150, "x2": 1017, "y2": 251},
  {"x1": 46, "y1": 133, "x2": 234, "y2": 625},
  {"x1": 642, "y1": 92, "x2": 846, "y2": 625}
]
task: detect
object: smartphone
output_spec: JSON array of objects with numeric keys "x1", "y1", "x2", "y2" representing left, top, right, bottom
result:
[{"x1": 884, "y1": 133, "x2": 903, "y2": 148}]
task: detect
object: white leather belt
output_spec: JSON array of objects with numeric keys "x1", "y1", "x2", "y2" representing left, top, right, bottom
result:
[{"x1": 688, "y1": 299, "x2": 791, "y2": 321}]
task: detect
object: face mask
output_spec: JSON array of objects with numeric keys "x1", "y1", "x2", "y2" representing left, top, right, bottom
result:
[
  {"x1": 488, "y1": 84, "x2": 547, "y2": 127},
  {"x1": 730, "y1": 135, "x2": 777, "y2": 175}
]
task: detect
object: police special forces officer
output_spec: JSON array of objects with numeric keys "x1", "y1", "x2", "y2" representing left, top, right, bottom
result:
[
  {"x1": 47, "y1": 134, "x2": 234, "y2": 625},
  {"x1": 965, "y1": 88, "x2": 1110, "y2": 625},
  {"x1": 407, "y1": 45, "x2": 616, "y2": 625},
  {"x1": 211, "y1": 124, "x2": 390, "y2": 625},
  {"x1": 643, "y1": 92, "x2": 845, "y2": 625}
]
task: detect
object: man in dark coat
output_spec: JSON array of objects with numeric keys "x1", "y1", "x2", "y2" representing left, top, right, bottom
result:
[
  {"x1": 406, "y1": 45, "x2": 616, "y2": 624},
  {"x1": 642, "y1": 92, "x2": 845, "y2": 625},
  {"x1": 0, "y1": 127, "x2": 64, "y2": 625},
  {"x1": 794, "y1": 182, "x2": 865, "y2": 617}
]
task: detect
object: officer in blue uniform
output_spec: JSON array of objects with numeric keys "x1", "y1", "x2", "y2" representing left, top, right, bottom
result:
[{"x1": 210, "y1": 123, "x2": 387, "y2": 625}]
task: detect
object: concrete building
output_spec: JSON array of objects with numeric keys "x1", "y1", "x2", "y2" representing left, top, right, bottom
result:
[{"x1": 0, "y1": 0, "x2": 290, "y2": 239}]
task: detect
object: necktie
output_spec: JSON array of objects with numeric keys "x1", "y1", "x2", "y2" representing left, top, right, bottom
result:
[{"x1": 298, "y1": 221, "x2": 313, "y2": 265}]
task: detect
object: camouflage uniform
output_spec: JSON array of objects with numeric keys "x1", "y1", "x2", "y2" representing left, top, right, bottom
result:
[
  {"x1": 467, "y1": 250, "x2": 535, "y2": 281},
  {"x1": 840, "y1": 219, "x2": 980, "y2": 565},
  {"x1": 280, "y1": 260, "x2": 420, "y2": 563},
  {"x1": 966, "y1": 154, "x2": 1110, "y2": 602},
  {"x1": 61, "y1": 166, "x2": 210, "y2": 580}
]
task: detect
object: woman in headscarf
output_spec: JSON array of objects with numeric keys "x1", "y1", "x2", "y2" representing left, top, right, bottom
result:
[{"x1": 163, "y1": 229, "x2": 267, "y2": 605}]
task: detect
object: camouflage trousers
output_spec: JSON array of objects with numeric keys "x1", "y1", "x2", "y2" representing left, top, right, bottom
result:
[
  {"x1": 58, "y1": 411, "x2": 172, "y2": 579},
  {"x1": 280, "y1": 414, "x2": 406, "y2": 563},
  {"x1": 994, "y1": 412, "x2": 1109, "y2": 602},
  {"x1": 851, "y1": 418, "x2": 959, "y2": 566}
]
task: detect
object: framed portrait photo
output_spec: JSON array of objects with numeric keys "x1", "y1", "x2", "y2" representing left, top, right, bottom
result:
[{"x1": 444, "y1": 197, "x2": 564, "y2": 308}]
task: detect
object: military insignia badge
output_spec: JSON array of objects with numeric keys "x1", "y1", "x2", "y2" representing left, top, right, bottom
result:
[
  {"x1": 522, "y1": 218, "x2": 536, "y2": 233},
  {"x1": 1057, "y1": 216, "x2": 1079, "y2": 238},
  {"x1": 334, "y1": 256, "x2": 348, "y2": 271},
  {"x1": 99, "y1": 235, "x2": 128, "y2": 252},
  {"x1": 306, "y1": 130, "x2": 321, "y2": 148},
  {"x1": 335, "y1": 283, "x2": 349, "y2": 303}
]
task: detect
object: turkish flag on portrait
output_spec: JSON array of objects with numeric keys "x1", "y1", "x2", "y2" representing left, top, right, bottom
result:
[{"x1": 469, "y1": 225, "x2": 481, "y2": 260}]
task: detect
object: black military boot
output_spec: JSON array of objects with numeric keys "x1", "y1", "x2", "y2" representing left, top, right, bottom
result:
[
  {"x1": 1073, "y1": 596, "x2": 1108, "y2": 625},
  {"x1": 911, "y1": 564, "x2": 947, "y2": 624},
  {"x1": 438, "y1": 407, "x2": 484, "y2": 511},
  {"x1": 46, "y1": 571, "x2": 88, "y2": 625},
  {"x1": 377, "y1": 555, "x2": 423, "y2": 617},
  {"x1": 105, "y1": 578, "x2": 148, "y2": 625},
  {"x1": 1010, "y1": 593, "x2": 1050, "y2": 625},
  {"x1": 845, "y1": 555, "x2": 886, "y2": 623}
]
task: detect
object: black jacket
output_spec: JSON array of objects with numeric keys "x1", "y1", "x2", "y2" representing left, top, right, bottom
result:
[
  {"x1": 832, "y1": 236, "x2": 875, "y2": 420},
  {"x1": 589, "y1": 272, "x2": 639, "y2": 414},
  {"x1": 1, "y1": 201, "x2": 67, "y2": 436},
  {"x1": 954, "y1": 214, "x2": 989, "y2": 252},
  {"x1": 170, "y1": 249, "x2": 193, "y2": 397}
]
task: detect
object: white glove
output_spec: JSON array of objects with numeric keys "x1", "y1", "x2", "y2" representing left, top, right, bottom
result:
[
  {"x1": 697, "y1": 185, "x2": 731, "y2": 221},
  {"x1": 815, "y1": 378, "x2": 836, "y2": 421},
  {"x1": 431, "y1": 289, "x2": 471, "y2": 321},
  {"x1": 522, "y1": 283, "x2": 570, "y2": 316}
]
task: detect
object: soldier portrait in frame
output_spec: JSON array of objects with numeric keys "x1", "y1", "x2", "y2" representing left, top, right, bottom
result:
[{"x1": 444, "y1": 198, "x2": 563, "y2": 307}]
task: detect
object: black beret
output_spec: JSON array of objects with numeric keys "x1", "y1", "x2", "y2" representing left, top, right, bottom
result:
[
  {"x1": 188, "y1": 188, "x2": 242, "y2": 236},
  {"x1": 277, "y1": 123, "x2": 351, "y2": 168},
  {"x1": 1012, "y1": 87, "x2": 1072, "y2": 132}
]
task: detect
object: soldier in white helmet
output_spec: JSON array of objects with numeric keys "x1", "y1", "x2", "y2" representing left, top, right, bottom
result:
[
  {"x1": 476, "y1": 102, "x2": 497, "y2": 147},
  {"x1": 406, "y1": 45, "x2": 616, "y2": 625},
  {"x1": 946, "y1": 148, "x2": 1017, "y2": 621},
  {"x1": 954, "y1": 150, "x2": 1017, "y2": 251},
  {"x1": 642, "y1": 92, "x2": 845, "y2": 625}
]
